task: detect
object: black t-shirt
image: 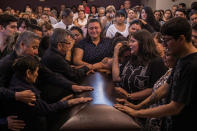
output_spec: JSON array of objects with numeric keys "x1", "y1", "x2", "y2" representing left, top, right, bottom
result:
[
  {"x1": 167, "y1": 53, "x2": 197, "y2": 130},
  {"x1": 120, "y1": 56, "x2": 167, "y2": 93}
]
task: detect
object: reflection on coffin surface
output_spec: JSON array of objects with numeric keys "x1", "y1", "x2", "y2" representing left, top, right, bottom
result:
[{"x1": 60, "y1": 72, "x2": 141, "y2": 131}]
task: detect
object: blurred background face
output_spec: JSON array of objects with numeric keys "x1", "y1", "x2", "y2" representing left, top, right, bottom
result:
[
  {"x1": 18, "y1": 22, "x2": 27, "y2": 33},
  {"x1": 164, "y1": 11, "x2": 172, "y2": 20},
  {"x1": 190, "y1": 14, "x2": 197, "y2": 25},
  {"x1": 98, "y1": 9, "x2": 105, "y2": 17},
  {"x1": 128, "y1": 10, "x2": 136, "y2": 19},
  {"x1": 78, "y1": 11, "x2": 85, "y2": 19},
  {"x1": 154, "y1": 11, "x2": 161, "y2": 21},
  {"x1": 124, "y1": 0, "x2": 131, "y2": 9},
  {"x1": 4, "y1": 22, "x2": 17, "y2": 36},
  {"x1": 129, "y1": 24, "x2": 141, "y2": 35},
  {"x1": 88, "y1": 22, "x2": 102, "y2": 39},
  {"x1": 175, "y1": 11, "x2": 186, "y2": 18},
  {"x1": 141, "y1": 9, "x2": 147, "y2": 20},
  {"x1": 115, "y1": 15, "x2": 125, "y2": 24},
  {"x1": 91, "y1": 6, "x2": 96, "y2": 14},
  {"x1": 71, "y1": 29, "x2": 83, "y2": 43}
]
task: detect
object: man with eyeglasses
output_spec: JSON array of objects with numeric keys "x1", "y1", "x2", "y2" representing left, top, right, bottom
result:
[
  {"x1": 114, "y1": 17, "x2": 197, "y2": 130},
  {"x1": 0, "y1": 14, "x2": 17, "y2": 59},
  {"x1": 42, "y1": 28, "x2": 91, "y2": 83}
]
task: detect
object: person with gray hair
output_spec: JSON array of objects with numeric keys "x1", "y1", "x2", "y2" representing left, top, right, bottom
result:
[
  {"x1": 53, "y1": 8, "x2": 74, "y2": 30},
  {"x1": 15, "y1": 31, "x2": 40, "y2": 56},
  {"x1": 42, "y1": 28, "x2": 91, "y2": 83},
  {"x1": 0, "y1": 30, "x2": 93, "y2": 103}
]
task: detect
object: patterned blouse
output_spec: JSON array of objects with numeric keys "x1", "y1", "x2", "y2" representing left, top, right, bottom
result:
[{"x1": 146, "y1": 68, "x2": 172, "y2": 131}]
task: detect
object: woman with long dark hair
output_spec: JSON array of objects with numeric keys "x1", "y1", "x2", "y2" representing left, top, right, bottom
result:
[
  {"x1": 140, "y1": 6, "x2": 161, "y2": 32},
  {"x1": 112, "y1": 29, "x2": 167, "y2": 104}
]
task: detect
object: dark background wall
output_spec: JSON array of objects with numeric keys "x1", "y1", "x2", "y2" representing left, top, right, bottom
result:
[{"x1": 0, "y1": 0, "x2": 141, "y2": 11}]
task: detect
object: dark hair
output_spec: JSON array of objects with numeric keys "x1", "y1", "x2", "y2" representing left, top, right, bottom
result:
[
  {"x1": 62, "y1": 8, "x2": 73, "y2": 18},
  {"x1": 90, "y1": 5, "x2": 97, "y2": 14},
  {"x1": 115, "y1": 10, "x2": 126, "y2": 18},
  {"x1": 86, "y1": 18, "x2": 104, "y2": 39},
  {"x1": 164, "y1": 9, "x2": 173, "y2": 19},
  {"x1": 192, "y1": 22, "x2": 197, "y2": 31},
  {"x1": 13, "y1": 55, "x2": 39, "y2": 78},
  {"x1": 175, "y1": 8, "x2": 187, "y2": 16},
  {"x1": 129, "y1": 19, "x2": 143, "y2": 28},
  {"x1": 28, "y1": 24, "x2": 42, "y2": 32},
  {"x1": 129, "y1": 29, "x2": 159, "y2": 65},
  {"x1": 189, "y1": 10, "x2": 197, "y2": 17},
  {"x1": 17, "y1": 18, "x2": 29, "y2": 29},
  {"x1": 70, "y1": 26, "x2": 83, "y2": 36},
  {"x1": 191, "y1": 2, "x2": 197, "y2": 10},
  {"x1": 141, "y1": 6, "x2": 160, "y2": 32},
  {"x1": 0, "y1": 14, "x2": 17, "y2": 28},
  {"x1": 161, "y1": 17, "x2": 192, "y2": 42},
  {"x1": 152, "y1": 32, "x2": 162, "y2": 43},
  {"x1": 179, "y1": 3, "x2": 186, "y2": 8}
]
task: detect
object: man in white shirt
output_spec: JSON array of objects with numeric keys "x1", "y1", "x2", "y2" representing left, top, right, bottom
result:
[{"x1": 53, "y1": 8, "x2": 74, "y2": 30}]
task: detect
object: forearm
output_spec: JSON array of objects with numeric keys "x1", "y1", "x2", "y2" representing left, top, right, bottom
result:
[
  {"x1": 112, "y1": 56, "x2": 121, "y2": 82},
  {"x1": 129, "y1": 88, "x2": 152, "y2": 101},
  {"x1": 134, "y1": 101, "x2": 184, "y2": 118},
  {"x1": 137, "y1": 83, "x2": 170, "y2": 109}
]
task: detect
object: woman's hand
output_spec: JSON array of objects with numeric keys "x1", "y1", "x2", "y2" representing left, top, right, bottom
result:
[{"x1": 115, "y1": 87, "x2": 129, "y2": 99}]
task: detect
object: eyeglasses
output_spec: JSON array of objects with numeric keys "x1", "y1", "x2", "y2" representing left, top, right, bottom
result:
[{"x1": 160, "y1": 36, "x2": 174, "y2": 46}]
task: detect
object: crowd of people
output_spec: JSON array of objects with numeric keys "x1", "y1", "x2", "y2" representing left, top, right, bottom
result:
[{"x1": 0, "y1": 0, "x2": 197, "y2": 130}]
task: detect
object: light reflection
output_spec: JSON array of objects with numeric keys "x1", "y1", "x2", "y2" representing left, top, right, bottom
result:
[{"x1": 91, "y1": 73, "x2": 113, "y2": 106}]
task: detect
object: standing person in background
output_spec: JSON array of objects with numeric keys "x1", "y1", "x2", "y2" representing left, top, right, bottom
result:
[
  {"x1": 171, "y1": 5, "x2": 178, "y2": 17},
  {"x1": 97, "y1": 7, "x2": 106, "y2": 22},
  {"x1": 140, "y1": 6, "x2": 161, "y2": 32},
  {"x1": 90, "y1": 5, "x2": 98, "y2": 18},
  {"x1": 189, "y1": 10, "x2": 197, "y2": 25},
  {"x1": 106, "y1": 11, "x2": 129, "y2": 38},
  {"x1": 53, "y1": 8, "x2": 74, "y2": 30},
  {"x1": 127, "y1": 9, "x2": 138, "y2": 24},
  {"x1": 101, "y1": 5, "x2": 116, "y2": 35},
  {"x1": 73, "y1": 10, "x2": 88, "y2": 29},
  {"x1": 120, "y1": 0, "x2": 131, "y2": 18},
  {"x1": 82, "y1": 0, "x2": 90, "y2": 14}
]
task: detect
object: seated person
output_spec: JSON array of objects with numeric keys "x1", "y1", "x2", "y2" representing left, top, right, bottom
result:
[
  {"x1": 42, "y1": 28, "x2": 90, "y2": 83},
  {"x1": 73, "y1": 19, "x2": 114, "y2": 72},
  {"x1": 9, "y1": 56, "x2": 92, "y2": 131}
]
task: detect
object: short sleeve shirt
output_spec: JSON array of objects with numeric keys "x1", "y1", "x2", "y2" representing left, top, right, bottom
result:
[{"x1": 75, "y1": 38, "x2": 113, "y2": 64}]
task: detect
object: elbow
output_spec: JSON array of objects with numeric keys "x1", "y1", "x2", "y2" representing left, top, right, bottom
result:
[{"x1": 170, "y1": 101, "x2": 185, "y2": 115}]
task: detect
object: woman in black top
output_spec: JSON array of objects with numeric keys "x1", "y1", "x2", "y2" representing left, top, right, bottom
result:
[{"x1": 113, "y1": 29, "x2": 167, "y2": 104}]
